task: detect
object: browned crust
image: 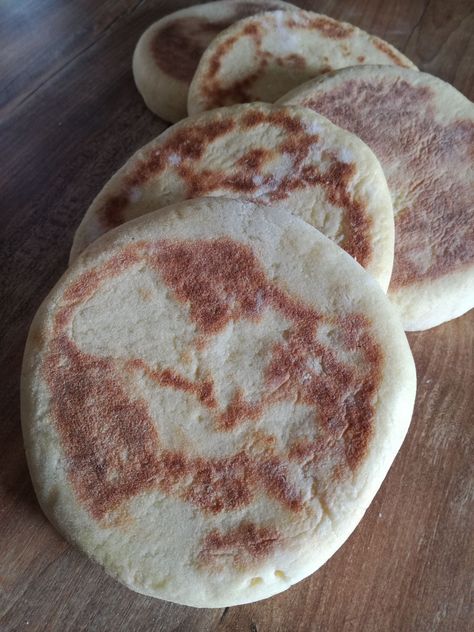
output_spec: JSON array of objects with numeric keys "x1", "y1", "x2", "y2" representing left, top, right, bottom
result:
[
  {"x1": 43, "y1": 238, "x2": 383, "y2": 565},
  {"x1": 197, "y1": 522, "x2": 280, "y2": 569},
  {"x1": 98, "y1": 107, "x2": 373, "y2": 268},
  {"x1": 371, "y1": 38, "x2": 413, "y2": 68},
  {"x1": 192, "y1": 11, "x2": 410, "y2": 111},
  {"x1": 151, "y1": 2, "x2": 288, "y2": 82},
  {"x1": 302, "y1": 76, "x2": 474, "y2": 285},
  {"x1": 285, "y1": 14, "x2": 354, "y2": 38}
]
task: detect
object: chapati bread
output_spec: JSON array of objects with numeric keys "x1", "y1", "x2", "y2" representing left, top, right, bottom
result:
[
  {"x1": 133, "y1": 0, "x2": 293, "y2": 122},
  {"x1": 22, "y1": 198, "x2": 416, "y2": 607},
  {"x1": 279, "y1": 66, "x2": 474, "y2": 330},
  {"x1": 187, "y1": 9, "x2": 416, "y2": 114},
  {"x1": 70, "y1": 103, "x2": 395, "y2": 290}
]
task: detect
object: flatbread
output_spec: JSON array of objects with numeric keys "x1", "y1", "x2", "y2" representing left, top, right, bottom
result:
[
  {"x1": 70, "y1": 103, "x2": 394, "y2": 290},
  {"x1": 187, "y1": 9, "x2": 416, "y2": 114},
  {"x1": 22, "y1": 198, "x2": 416, "y2": 607},
  {"x1": 279, "y1": 66, "x2": 474, "y2": 330},
  {"x1": 133, "y1": 0, "x2": 293, "y2": 122}
]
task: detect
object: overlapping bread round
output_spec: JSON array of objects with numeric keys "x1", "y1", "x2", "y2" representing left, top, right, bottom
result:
[
  {"x1": 133, "y1": 0, "x2": 294, "y2": 122},
  {"x1": 279, "y1": 66, "x2": 474, "y2": 330},
  {"x1": 187, "y1": 9, "x2": 416, "y2": 114},
  {"x1": 70, "y1": 103, "x2": 394, "y2": 289},
  {"x1": 22, "y1": 198, "x2": 416, "y2": 607}
]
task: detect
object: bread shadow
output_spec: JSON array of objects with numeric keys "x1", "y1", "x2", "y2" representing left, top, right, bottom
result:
[{"x1": 0, "y1": 335, "x2": 44, "y2": 521}]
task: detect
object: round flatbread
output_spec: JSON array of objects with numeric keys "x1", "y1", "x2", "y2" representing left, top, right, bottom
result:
[
  {"x1": 22, "y1": 198, "x2": 416, "y2": 607},
  {"x1": 133, "y1": 0, "x2": 293, "y2": 122},
  {"x1": 187, "y1": 9, "x2": 416, "y2": 115},
  {"x1": 70, "y1": 103, "x2": 394, "y2": 290},
  {"x1": 279, "y1": 66, "x2": 474, "y2": 330}
]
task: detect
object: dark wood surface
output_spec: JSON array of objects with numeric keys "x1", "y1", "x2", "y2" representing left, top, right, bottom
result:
[{"x1": 0, "y1": 1, "x2": 472, "y2": 630}]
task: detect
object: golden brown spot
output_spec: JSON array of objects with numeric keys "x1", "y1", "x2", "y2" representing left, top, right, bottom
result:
[
  {"x1": 357, "y1": 55, "x2": 366, "y2": 63},
  {"x1": 101, "y1": 505, "x2": 134, "y2": 529},
  {"x1": 186, "y1": 452, "x2": 254, "y2": 513},
  {"x1": 336, "y1": 314, "x2": 383, "y2": 467},
  {"x1": 241, "y1": 109, "x2": 267, "y2": 128},
  {"x1": 251, "y1": 429, "x2": 277, "y2": 450},
  {"x1": 278, "y1": 134, "x2": 319, "y2": 165},
  {"x1": 152, "y1": 18, "x2": 228, "y2": 83},
  {"x1": 275, "y1": 53, "x2": 306, "y2": 69},
  {"x1": 257, "y1": 457, "x2": 303, "y2": 511},
  {"x1": 101, "y1": 194, "x2": 129, "y2": 229},
  {"x1": 304, "y1": 78, "x2": 474, "y2": 284},
  {"x1": 45, "y1": 334, "x2": 162, "y2": 520},
  {"x1": 150, "y1": 238, "x2": 269, "y2": 334},
  {"x1": 285, "y1": 14, "x2": 354, "y2": 39},
  {"x1": 318, "y1": 161, "x2": 372, "y2": 266},
  {"x1": 199, "y1": 14, "x2": 268, "y2": 106},
  {"x1": 167, "y1": 119, "x2": 236, "y2": 162},
  {"x1": 127, "y1": 358, "x2": 218, "y2": 409},
  {"x1": 208, "y1": 33, "x2": 241, "y2": 78},
  {"x1": 372, "y1": 38, "x2": 412, "y2": 67},
  {"x1": 218, "y1": 389, "x2": 263, "y2": 430},
  {"x1": 242, "y1": 22, "x2": 262, "y2": 38},
  {"x1": 206, "y1": 19, "x2": 265, "y2": 83},
  {"x1": 267, "y1": 109, "x2": 304, "y2": 133},
  {"x1": 64, "y1": 270, "x2": 101, "y2": 303},
  {"x1": 151, "y1": 2, "x2": 286, "y2": 82},
  {"x1": 198, "y1": 522, "x2": 280, "y2": 569},
  {"x1": 288, "y1": 437, "x2": 329, "y2": 463},
  {"x1": 236, "y1": 147, "x2": 271, "y2": 171},
  {"x1": 204, "y1": 66, "x2": 267, "y2": 107}
]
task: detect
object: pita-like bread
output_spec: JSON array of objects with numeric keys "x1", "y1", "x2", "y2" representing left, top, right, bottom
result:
[
  {"x1": 279, "y1": 66, "x2": 474, "y2": 330},
  {"x1": 71, "y1": 103, "x2": 394, "y2": 289},
  {"x1": 22, "y1": 198, "x2": 416, "y2": 607},
  {"x1": 187, "y1": 9, "x2": 416, "y2": 114},
  {"x1": 133, "y1": 0, "x2": 293, "y2": 122}
]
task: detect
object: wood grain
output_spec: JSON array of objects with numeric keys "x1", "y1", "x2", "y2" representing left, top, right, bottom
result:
[{"x1": 0, "y1": 1, "x2": 472, "y2": 630}]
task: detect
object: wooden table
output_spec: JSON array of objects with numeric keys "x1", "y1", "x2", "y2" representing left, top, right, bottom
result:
[{"x1": 1, "y1": 1, "x2": 472, "y2": 630}]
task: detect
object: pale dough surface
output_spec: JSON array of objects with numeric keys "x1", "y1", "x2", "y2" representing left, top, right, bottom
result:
[
  {"x1": 133, "y1": 0, "x2": 293, "y2": 122},
  {"x1": 188, "y1": 9, "x2": 416, "y2": 114},
  {"x1": 71, "y1": 103, "x2": 394, "y2": 290},
  {"x1": 23, "y1": 198, "x2": 416, "y2": 607},
  {"x1": 279, "y1": 66, "x2": 474, "y2": 330}
]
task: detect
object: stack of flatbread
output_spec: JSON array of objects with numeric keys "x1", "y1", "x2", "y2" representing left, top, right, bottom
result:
[{"x1": 22, "y1": 0, "x2": 472, "y2": 608}]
